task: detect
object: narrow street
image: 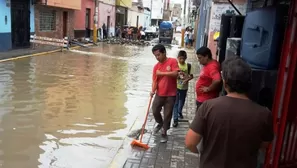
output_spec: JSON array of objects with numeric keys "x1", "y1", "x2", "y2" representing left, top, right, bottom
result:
[{"x1": 0, "y1": 42, "x2": 193, "y2": 168}]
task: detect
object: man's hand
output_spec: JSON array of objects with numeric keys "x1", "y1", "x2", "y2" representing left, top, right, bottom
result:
[
  {"x1": 150, "y1": 91, "x2": 155, "y2": 97},
  {"x1": 156, "y1": 70, "x2": 163, "y2": 76},
  {"x1": 200, "y1": 86, "x2": 210, "y2": 93}
]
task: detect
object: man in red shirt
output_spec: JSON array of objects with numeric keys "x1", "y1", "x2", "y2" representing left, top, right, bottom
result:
[
  {"x1": 150, "y1": 44, "x2": 179, "y2": 143},
  {"x1": 195, "y1": 47, "x2": 222, "y2": 110}
]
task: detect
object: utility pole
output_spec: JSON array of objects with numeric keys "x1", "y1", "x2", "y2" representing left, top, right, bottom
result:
[
  {"x1": 183, "y1": 0, "x2": 186, "y2": 27},
  {"x1": 93, "y1": 0, "x2": 99, "y2": 43}
]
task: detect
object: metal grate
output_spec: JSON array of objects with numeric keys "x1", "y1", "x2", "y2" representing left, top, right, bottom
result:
[{"x1": 39, "y1": 10, "x2": 56, "y2": 31}]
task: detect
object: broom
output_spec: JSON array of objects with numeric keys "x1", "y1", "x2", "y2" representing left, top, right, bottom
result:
[
  {"x1": 130, "y1": 96, "x2": 153, "y2": 150},
  {"x1": 130, "y1": 79, "x2": 157, "y2": 150}
]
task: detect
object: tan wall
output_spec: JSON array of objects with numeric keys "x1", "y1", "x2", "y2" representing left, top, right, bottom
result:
[{"x1": 44, "y1": 0, "x2": 81, "y2": 10}]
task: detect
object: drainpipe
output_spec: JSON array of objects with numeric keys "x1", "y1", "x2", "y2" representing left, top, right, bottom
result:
[{"x1": 93, "y1": 0, "x2": 99, "y2": 43}]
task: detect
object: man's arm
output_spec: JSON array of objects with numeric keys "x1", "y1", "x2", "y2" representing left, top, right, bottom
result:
[
  {"x1": 206, "y1": 65, "x2": 222, "y2": 92},
  {"x1": 185, "y1": 103, "x2": 206, "y2": 153},
  {"x1": 157, "y1": 70, "x2": 178, "y2": 77},
  {"x1": 185, "y1": 129, "x2": 202, "y2": 153},
  {"x1": 156, "y1": 59, "x2": 179, "y2": 77},
  {"x1": 151, "y1": 66, "x2": 158, "y2": 96}
]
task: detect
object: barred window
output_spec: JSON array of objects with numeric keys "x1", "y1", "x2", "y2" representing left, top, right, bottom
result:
[{"x1": 39, "y1": 10, "x2": 56, "y2": 31}]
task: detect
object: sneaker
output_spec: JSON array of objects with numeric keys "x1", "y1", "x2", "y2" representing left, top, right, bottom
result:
[
  {"x1": 160, "y1": 134, "x2": 168, "y2": 143},
  {"x1": 153, "y1": 124, "x2": 162, "y2": 134},
  {"x1": 173, "y1": 120, "x2": 178, "y2": 127},
  {"x1": 179, "y1": 114, "x2": 184, "y2": 119}
]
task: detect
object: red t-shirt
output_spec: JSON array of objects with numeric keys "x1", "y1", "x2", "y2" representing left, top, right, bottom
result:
[
  {"x1": 153, "y1": 58, "x2": 179, "y2": 96},
  {"x1": 196, "y1": 60, "x2": 221, "y2": 102}
]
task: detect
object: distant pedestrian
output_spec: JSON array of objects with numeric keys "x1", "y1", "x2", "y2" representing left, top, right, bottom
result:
[
  {"x1": 173, "y1": 50, "x2": 193, "y2": 127},
  {"x1": 185, "y1": 57, "x2": 274, "y2": 168},
  {"x1": 185, "y1": 34, "x2": 190, "y2": 48},
  {"x1": 150, "y1": 44, "x2": 179, "y2": 143},
  {"x1": 102, "y1": 23, "x2": 107, "y2": 39},
  {"x1": 195, "y1": 47, "x2": 222, "y2": 110}
]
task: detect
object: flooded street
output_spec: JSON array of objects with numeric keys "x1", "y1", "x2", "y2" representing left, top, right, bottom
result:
[{"x1": 0, "y1": 43, "x2": 182, "y2": 168}]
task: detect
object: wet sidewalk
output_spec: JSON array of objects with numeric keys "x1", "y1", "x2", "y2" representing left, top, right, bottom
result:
[
  {"x1": 122, "y1": 52, "x2": 200, "y2": 168},
  {"x1": 0, "y1": 46, "x2": 60, "y2": 60}
]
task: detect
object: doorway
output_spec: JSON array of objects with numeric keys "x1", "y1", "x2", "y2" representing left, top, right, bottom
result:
[
  {"x1": 107, "y1": 16, "x2": 110, "y2": 37},
  {"x1": 11, "y1": 0, "x2": 30, "y2": 48},
  {"x1": 63, "y1": 11, "x2": 68, "y2": 38},
  {"x1": 85, "y1": 8, "x2": 91, "y2": 37}
]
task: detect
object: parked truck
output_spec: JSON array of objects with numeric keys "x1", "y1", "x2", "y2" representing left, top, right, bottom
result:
[{"x1": 158, "y1": 21, "x2": 173, "y2": 44}]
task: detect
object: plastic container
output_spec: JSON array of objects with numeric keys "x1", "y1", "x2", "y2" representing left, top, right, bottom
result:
[{"x1": 240, "y1": 6, "x2": 286, "y2": 70}]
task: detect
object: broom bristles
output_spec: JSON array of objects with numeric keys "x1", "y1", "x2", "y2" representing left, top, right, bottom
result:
[{"x1": 131, "y1": 139, "x2": 149, "y2": 150}]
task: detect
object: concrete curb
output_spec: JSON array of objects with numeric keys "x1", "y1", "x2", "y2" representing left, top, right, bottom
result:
[{"x1": 0, "y1": 43, "x2": 94, "y2": 63}]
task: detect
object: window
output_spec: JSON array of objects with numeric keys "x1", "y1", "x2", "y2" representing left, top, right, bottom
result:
[{"x1": 39, "y1": 10, "x2": 56, "y2": 31}]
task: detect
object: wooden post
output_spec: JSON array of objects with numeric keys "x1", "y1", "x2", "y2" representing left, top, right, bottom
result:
[
  {"x1": 181, "y1": 28, "x2": 185, "y2": 48},
  {"x1": 93, "y1": 0, "x2": 99, "y2": 43}
]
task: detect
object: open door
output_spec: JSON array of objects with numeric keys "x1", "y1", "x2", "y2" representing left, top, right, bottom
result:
[
  {"x1": 107, "y1": 16, "x2": 110, "y2": 37},
  {"x1": 63, "y1": 11, "x2": 68, "y2": 38}
]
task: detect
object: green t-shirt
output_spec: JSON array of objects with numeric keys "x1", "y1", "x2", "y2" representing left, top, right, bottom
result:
[{"x1": 177, "y1": 62, "x2": 191, "y2": 90}]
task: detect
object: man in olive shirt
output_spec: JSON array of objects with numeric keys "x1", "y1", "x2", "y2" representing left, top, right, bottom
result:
[{"x1": 185, "y1": 57, "x2": 274, "y2": 168}]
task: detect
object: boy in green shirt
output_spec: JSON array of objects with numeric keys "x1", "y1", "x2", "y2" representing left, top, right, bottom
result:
[{"x1": 173, "y1": 50, "x2": 193, "y2": 127}]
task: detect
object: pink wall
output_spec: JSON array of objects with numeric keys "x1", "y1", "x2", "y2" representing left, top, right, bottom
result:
[
  {"x1": 98, "y1": 2, "x2": 116, "y2": 35},
  {"x1": 74, "y1": 0, "x2": 94, "y2": 30}
]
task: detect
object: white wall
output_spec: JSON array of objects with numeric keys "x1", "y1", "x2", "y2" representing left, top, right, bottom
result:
[
  {"x1": 151, "y1": 0, "x2": 163, "y2": 19},
  {"x1": 143, "y1": 0, "x2": 152, "y2": 8},
  {"x1": 128, "y1": 8, "x2": 144, "y2": 27}
]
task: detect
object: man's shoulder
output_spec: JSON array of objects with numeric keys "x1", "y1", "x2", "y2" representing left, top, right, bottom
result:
[
  {"x1": 168, "y1": 57, "x2": 177, "y2": 62},
  {"x1": 204, "y1": 96, "x2": 271, "y2": 114}
]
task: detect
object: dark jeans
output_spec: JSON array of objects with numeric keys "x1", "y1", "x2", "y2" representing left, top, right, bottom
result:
[
  {"x1": 173, "y1": 89, "x2": 188, "y2": 121},
  {"x1": 152, "y1": 95, "x2": 176, "y2": 132}
]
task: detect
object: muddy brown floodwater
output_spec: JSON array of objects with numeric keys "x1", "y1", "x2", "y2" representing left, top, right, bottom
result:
[{"x1": 0, "y1": 44, "x2": 181, "y2": 168}]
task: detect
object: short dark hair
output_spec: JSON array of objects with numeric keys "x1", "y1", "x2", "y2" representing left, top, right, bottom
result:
[
  {"x1": 152, "y1": 44, "x2": 166, "y2": 54},
  {"x1": 222, "y1": 57, "x2": 252, "y2": 94},
  {"x1": 196, "y1": 46, "x2": 212, "y2": 59},
  {"x1": 178, "y1": 50, "x2": 187, "y2": 59}
]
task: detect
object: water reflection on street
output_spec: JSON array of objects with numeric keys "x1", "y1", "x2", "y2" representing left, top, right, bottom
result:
[{"x1": 0, "y1": 43, "x2": 181, "y2": 168}]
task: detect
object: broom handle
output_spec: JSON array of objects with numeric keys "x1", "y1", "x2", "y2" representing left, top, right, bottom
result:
[
  {"x1": 139, "y1": 96, "x2": 153, "y2": 143},
  {"x1": 139, "y1": 79, "x2": 157, "y2": 143}
]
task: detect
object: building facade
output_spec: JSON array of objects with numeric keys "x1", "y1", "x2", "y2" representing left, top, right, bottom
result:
[
  {"x1": 143, "y1": 8, "x2": 151, "y2": 28},
  {"x1": 34, "y1": 0, "x2": 81, "y2": 40},
  {"x1": 0, "y1": 0, "x2": 35, "y2": 51},
  {"x1": 151, "y1": 0, "x2": 163, "y2": 25},
  {"x1": 99, "y1": 0, "x2": 116, "y2": 37},
  {"x1": 128, "y1": 2, "x2": 144, "y2": 27},
  {"x1": 115, "y1": 0, "x2": 132, "y2": 26},
  {"x1": 74, "y1": 0, "x2": 94, "y2": 38}
]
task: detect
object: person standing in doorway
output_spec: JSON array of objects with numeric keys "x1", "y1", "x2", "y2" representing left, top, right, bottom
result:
[
  {"x1": 195, "y1": 46, "x2": 222, "y2": 110},
  {"x1": 150, "y1": 44, "x2": 179, "y2": 143},
  {"x1": 173, "y1": 50, "x2": 193, "y2": 127},
  {"x1": 185, "y1": 57, "x2": 274, "y2": 168},
  {"x1": 102, "y1": 23, "x2": 107, "y2": 39}
]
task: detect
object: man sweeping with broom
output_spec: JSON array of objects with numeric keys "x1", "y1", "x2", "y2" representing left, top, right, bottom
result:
[{"x1": 150, "y1": 44, "x2": 179, "y2": 143}]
